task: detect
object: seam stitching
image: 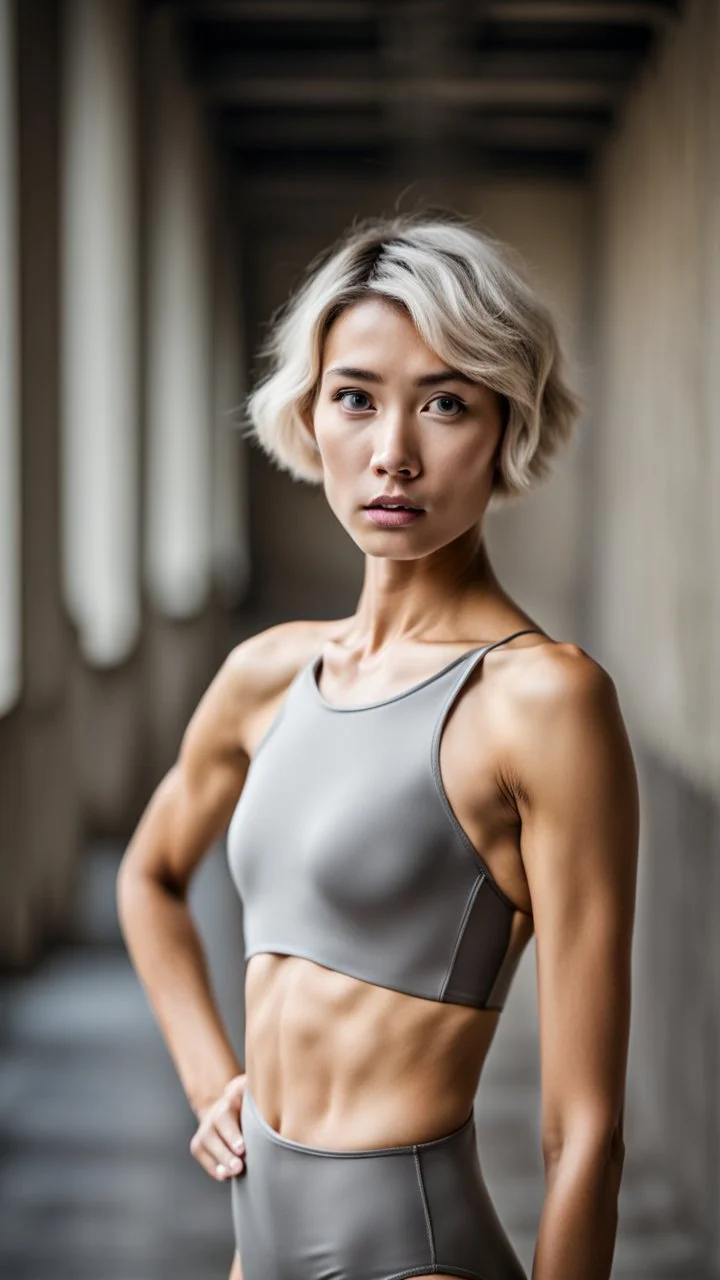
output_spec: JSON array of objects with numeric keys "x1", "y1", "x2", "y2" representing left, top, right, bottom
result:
[
  {"x1": 310, "y1": 646, "x2": 488, "y2": 713},
  {"x1": 430, "y1": 648, "x2": 524, "y2": 915},
  {"x1": 438, "y1": 872, "x2": 485, "y2": 1000},
  {"x1": 413, "y1": 1147, "x2": 437, "y2": 1271},
  {"x1": 244, "y1": 1087, "x2": 474, "y2": 1157},
  {"x1": 246, "y1": 657, "x2": 313, "y2": 765},
  {"x1": 380, "y1": 1270, "x2": 489, "y2": 1280}
]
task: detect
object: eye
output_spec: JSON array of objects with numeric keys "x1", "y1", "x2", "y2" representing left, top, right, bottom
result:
[
  {"x1": 428, "y1": 394, "x2": 466, "y2": 417},
  {"x1": 332, "y1": 389, "x2": 373, "y2": 412}
]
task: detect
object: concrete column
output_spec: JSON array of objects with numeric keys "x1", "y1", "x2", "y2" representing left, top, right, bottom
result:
[
  {"x1": 0, "y1": 0, "x2": 21, "y2": 718},
  {"x1": 143, "y1": 9, "x2": 218, "y2": 773},
  {"x1": 60, "y1": 0, "x2": 140, "y2": 668},
  {"x1": 59, "y1": 0, "x2": 149, "y2": 834},
  {"x1": 1, "y1": 0, "x2": 81, "y2": 965},
  {"x1": 145, "y1": 9, "x2": 214, "y2": 623},
  {"x1": 212, "y1": 190, "x2": 251, "y2": 611},
  {"x1": 0, "y1": 0, "x2": 23, "y2": 964}
]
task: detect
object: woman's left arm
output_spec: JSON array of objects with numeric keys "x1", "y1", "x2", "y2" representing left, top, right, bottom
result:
[{"x1": 509, "y1": 645, "x2": 639, "y2": 1280}]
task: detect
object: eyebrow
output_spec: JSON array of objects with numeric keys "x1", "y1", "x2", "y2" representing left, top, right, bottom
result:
[{"x1": 323, "y1": 365, "x2": 478, "y2": 388}]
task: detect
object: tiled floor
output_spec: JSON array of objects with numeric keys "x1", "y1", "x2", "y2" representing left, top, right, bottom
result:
[{"x1": 0, "y1": 845, "x2": 712, "y2": 1280}]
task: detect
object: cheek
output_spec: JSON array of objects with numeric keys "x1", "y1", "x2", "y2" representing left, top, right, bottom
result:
[
  {"x1": 430, "y1": 431, "x2": 497, "y2": 492},
  {"x1": 314, "y1": 410, "x2": 365, "y2": 474}
]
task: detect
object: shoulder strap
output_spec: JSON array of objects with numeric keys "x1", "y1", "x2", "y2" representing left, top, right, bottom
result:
[
  {"x1": 429, "y1": 627, "x2": 543, "y2": 905},
  {"x1": 479, "y1": 627, "x2": 543, "y2": 659},
  {"x1": 433, "y1": 627, "x2": 543, "y2": 738}
]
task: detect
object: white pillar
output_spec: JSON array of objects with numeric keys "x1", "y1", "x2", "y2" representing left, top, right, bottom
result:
[
  {"x1": 0, "y1": 0, "x2": 21, "y2": 715},
  {"x1": 60, "y1": 0, "x2": 140, "y2": 667},
  {"x1": 146, "y1": 10, "x2": 214, "y2": 619},
  {"x1": 212, "y1": 202, "x2": 251, "y2": 606}
]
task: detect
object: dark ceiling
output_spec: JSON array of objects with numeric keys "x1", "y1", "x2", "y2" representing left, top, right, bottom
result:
[{"x1": 160, "y1": 0, "x2": 682, "y2": 181}]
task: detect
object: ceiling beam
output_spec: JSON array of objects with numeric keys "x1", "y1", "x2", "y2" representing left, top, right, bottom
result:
[
  {"x1": 172, "y1": 1, "x2": 374, "y2": 19},
  {"x1": 170, "y1": 0, "x2": 676, "y2": 23},
  {"x1": 205, "y1": 75, "x2": 620, "y2": 110},
  {"x1": 197, "y1": 50, "x2": 640, "y2": 84},
  {"x1": 233, "y1": 144, "x2": 589, "y2": 195},
  {"x1": 484, "y1": 0, "x2": 677, "y2": 26},
  {"x1": 224, "y1": 113, "x2": 608, "y2": 151}
]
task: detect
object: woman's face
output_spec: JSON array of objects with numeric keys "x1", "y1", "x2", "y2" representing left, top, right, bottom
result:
[{"x1": 307, "y1": 296, "x2": 505, "y2": 559}]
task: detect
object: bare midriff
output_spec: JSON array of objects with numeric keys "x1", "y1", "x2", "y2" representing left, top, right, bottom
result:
[{"x1": 243, "y1": 951, "x2": 505, "y2": 1150}]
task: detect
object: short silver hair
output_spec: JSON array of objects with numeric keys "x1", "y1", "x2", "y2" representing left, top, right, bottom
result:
[{"x1": 243, "y1": 210, "x2": 582, "y2": 506}]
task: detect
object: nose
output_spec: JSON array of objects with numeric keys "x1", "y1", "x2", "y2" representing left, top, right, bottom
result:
[{"x1": 369, "y1": 410, "x2": 421, "y2": 479}]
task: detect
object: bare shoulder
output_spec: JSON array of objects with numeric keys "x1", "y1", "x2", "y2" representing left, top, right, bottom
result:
[
  {"x1": 494, "y1": 637, "x2": 636, "y2": 811},
  {"x1": 174, "y1": 618, "x2": 334, "y2": 779},
  {"x1": 502, "y1": 636, "x2": 619, "y2": 716},
  {"x1": 224, "y1": 617, "x2": 341, "y2": 696},
  {"x1": 224, "y1": 618, "x2": 318, "y2": 684},
  {"x1": 218, "y1": 617, "x2": 343, "y2": 750}
]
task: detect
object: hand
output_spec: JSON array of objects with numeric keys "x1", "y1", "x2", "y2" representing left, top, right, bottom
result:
[{"x1": 189, "y1": 1072, "x2": 247, "y2": 1181}]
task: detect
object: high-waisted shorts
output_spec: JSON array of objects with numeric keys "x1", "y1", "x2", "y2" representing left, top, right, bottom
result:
[{"x1": 230, "y1": 1086, "x2": 527, "y2": 1280}]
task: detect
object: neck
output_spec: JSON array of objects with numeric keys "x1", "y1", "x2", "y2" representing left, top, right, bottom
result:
[{"x1": 348, "y1": 528, "x2": 512, "y2": 656}]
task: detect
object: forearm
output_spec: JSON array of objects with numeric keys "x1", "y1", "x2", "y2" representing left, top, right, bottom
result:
[
  {"x1": 117, "y1": 867, "x2": 243, "y2": 1116},
  {"x1": 531, "y1": 1136, "x2": 624, "y2": 1280}
]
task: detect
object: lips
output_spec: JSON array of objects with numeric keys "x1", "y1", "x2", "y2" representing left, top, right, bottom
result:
[
  {"x1": 364, "y1": 504, "x2": 425, "y2": 527},
  {"x1": 364, "y1": 496, "x2": 425, "y2": 511}
]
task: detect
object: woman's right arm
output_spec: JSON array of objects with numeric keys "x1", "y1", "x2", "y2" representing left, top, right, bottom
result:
[{"x1": 116, "y1": 640, "x2": 260, "y2": 1173}]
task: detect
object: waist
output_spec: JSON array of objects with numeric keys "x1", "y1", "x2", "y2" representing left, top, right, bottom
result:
[{"x1": 244, "y1": 952, "x2": 500, "y2": 1148}]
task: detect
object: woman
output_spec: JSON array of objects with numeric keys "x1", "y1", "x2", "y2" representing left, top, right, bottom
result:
[{"x1": 117, "y1": 211, "x2": 639, "y2": 1280}]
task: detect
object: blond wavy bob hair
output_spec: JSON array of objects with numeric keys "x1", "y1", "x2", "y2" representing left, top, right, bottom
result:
[{"x1": 243, "y1": 209, "x2": 582, "y2": 506}]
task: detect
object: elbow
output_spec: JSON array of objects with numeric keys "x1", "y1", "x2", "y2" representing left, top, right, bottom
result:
[
  {"x1": 542, "y1": 1116, "x2": 625, "y2": 1178},
  {"x1": 116, "y1": 791, "x2": 188, "y2": 921},
  {"x1": 116, "y1": 854, "x2": 181, "y2": 909},
  {"x1": 115, "y1": 836, "x2": 143, "y2": 904},
  {"x1": 115, "y1": 850, "x2": 141, "y2": 934},
  {"x1": 115, "y1": 844, "x2": 181, "y2": 936}
]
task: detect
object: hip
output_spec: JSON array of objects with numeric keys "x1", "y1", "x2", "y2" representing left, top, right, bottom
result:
[{"x1": 230, "y1": 1084, "x2": 527, "y2": 1280}]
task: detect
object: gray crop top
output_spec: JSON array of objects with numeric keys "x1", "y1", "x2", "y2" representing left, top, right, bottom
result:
[{"x1": 226, "y1": 629, "x2": 538, "y2": 1011}]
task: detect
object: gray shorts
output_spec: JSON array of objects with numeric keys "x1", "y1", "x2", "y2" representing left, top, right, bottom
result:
[{"x1": 230, "y1": 1085, "x2": 527, "y2": 1280}]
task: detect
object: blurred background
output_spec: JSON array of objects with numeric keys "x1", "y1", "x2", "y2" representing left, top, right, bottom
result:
[{"x1": 0, "y1": 0, "x2": 718, "y2": 1276}]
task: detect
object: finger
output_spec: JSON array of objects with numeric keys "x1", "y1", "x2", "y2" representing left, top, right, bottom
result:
[
  {"x1": 215, "y1": 1107, "x2": 245, "y2": 1159},
  {"x1": 201, "y1": 1126, "x2": 245, "y2": 1177},
  {"x1": 190, "y1": 1129, "x2": 245, "y2": 1180},
  {"x1": 190, "y1": 1137, "x2": 240, "y2": 1181},
  {"x1": 206, "y1": 1106, "x2": 246, "y2": 1165}
]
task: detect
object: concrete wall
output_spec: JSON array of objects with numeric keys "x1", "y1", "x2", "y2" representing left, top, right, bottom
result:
[
  {"x1": 591, "y1": 0, "x2": 720, "y2": 1263},
  {"x1": 474, "y1": 181, "x2": 591, "y2": 645}
]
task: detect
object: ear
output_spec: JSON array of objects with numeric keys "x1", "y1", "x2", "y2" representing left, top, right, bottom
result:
[{"x1": 298, "y1": 393, "x2": 322, "y2": 453}]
